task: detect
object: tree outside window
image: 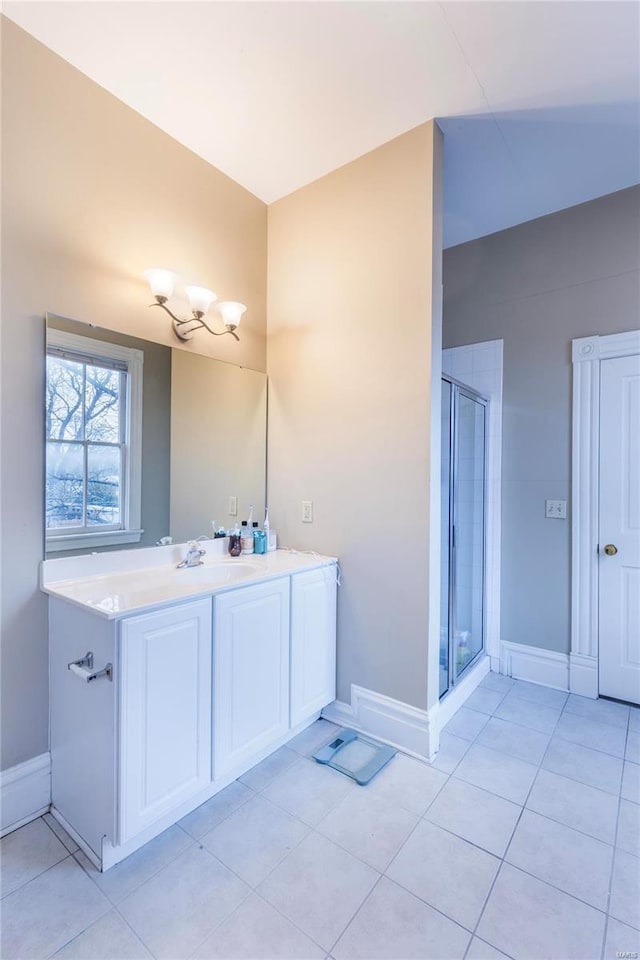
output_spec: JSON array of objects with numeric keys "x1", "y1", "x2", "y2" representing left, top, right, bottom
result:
[{"x1": 45, "y1": 325, "x2": 144, "y2": 553}]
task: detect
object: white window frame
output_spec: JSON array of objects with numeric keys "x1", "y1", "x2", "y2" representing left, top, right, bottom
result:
[{"x1": 45, "y1": 328, "x2": 144, "y2": 552}]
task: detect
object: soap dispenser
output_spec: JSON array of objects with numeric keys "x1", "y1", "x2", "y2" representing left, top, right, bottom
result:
[{"x1": 228, "y1": 523, "x2": 242, "y2": 557}]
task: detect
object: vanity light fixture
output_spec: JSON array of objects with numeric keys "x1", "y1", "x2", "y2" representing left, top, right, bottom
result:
[{"x1": 144, "y1": 268, "x2": 246, "y2": 342}]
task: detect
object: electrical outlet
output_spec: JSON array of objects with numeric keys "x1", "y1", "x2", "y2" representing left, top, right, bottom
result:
[
  {"x1": 545, "y1": 499, "x2": 567, "y2": 519},
  {"x1": 228, "y1": 496, "x2": 238, "y2": 517},
  {"x1": 302, "y1": 500, "x2": 313, "y2": 523}
]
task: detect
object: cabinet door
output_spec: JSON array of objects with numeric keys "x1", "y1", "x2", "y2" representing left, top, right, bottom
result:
[
  {"x1": 119, "y1": 599, "x2": 212, "y2": 842},
  {"x1": 290, "y1": 566, "x2": 337, "y2": 728},
  {"x1": 214, "y1": 578, "x2": 290, "y2": 778}
]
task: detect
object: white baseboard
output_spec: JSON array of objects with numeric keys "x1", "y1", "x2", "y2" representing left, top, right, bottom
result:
[
  {"x1": 323, "y1": 685, "x2": 434, "y2": 761},
  {"x1": 501, "y1": 641, "x2": 569, "y2": 691},
  {"x1": 569, "y1": 653, "x2": 598, "y2": 699},
  {"x1": 1, "y1": 753, "x2": 51, "y2": 836}
]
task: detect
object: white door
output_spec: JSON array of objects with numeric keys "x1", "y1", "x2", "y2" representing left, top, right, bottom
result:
[
  {"x1": 290, "y1": 567, "x2": 337, "y2": 727},
  {"x1": 119, "y1": 599, "x2": 212, "y2": 842},
  {"x1": 599, "y1": 353, "x2": 640, "y2": 704},
  {"x1": 214, "y1": 578, "x2": 290, "y2": 778}
]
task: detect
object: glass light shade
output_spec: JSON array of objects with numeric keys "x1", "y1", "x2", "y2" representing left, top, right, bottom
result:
[
  {"x1": 144, "y1": 268, "x2": 175, "y2": 300},
  {"x1": 185, "y1": 285, "x2": 217, "y2": 315},
  {"x1": 216, "y1": 301, "x2": 247, "y2": 329}
]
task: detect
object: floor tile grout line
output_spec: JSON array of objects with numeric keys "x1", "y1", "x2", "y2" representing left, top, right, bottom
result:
[
  {"x1": 107, "y1": 904, "x2": 154, "y2": 960},
  {"x1": 207, "y1": 802, "x2": 313, "y2": 892},
  {"x1": 457, "y1": 717, "x2": 626, "y2": 845},
  {"x1": 0, "y1": 846, "x2": 75, "y2": 905},
  {"x1": 245, "y1": 756, "x2": 437, "y2": 908},
  {"x1": 496, "y1": 702, "x2": 630, "y2": 927},
  {"x1": 553, "y1": 728, "x2": 628, "y2": 761},
  {"x1": 7, "y1": 715, "x2": 633, "y2": 960},
  {"x1": 470, "y1": 737, "x2": 547, "y2": 937},
  {"x1": 462, "y1": 861, "x2": 517, "y2": 960},
  {"x1": 177, "y1": 781, "x2": 257, "y2": 842},
  {"x1": 249, "y1": 888, "x2": 329, "y2": 957},
  {"x1": 524, "y1": 788, "x2": 620, "y2": 847},
  {"x1": 326, "y1": 872, "x2": 386, "y2": 957},
  {"x1": 42, "y1": 812, "x2": 80, "y2": 855},
  {"x1": 443, "y1": 700, "x2": 627, "y2": 811},
  {"x1": 562, "y1": 705, "x2": 631, "y2": 733},
  {"x1": 45, "y1": 899, "x2": 150, "y2": 960},
  {"x1": 118, "y1": 845, "x2": 256, "y2": 960},
  {"x1": 66, "y1": 736, "x2": 427, "y2": 957},
  {"x1": 462, "y1": 697, "x2": 566, "y2": 957},
  {"x1": 178, "y1": 875, "x2": 255, "y2": 960},
  {"x1": 0, "y1": 816, "x2": 71, "y2": 902},
  {"x1": 600, "y1": 719, "x2": 633, "y2": 959},
  {"x1": 72, "y1": 828, "x2": 199, "y2": 908},
  {"x1": 455, "y1": 706, "x2": 561, "y2": 740}
]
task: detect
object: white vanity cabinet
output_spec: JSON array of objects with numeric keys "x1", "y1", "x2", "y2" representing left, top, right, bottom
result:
[
  {"x1": 119, "y1": 599, "x2": 213, "y2": 842},
  {"x1": 46, "y1": 552, "x2": 337, "y2": 870},
  {"x1": 214, "y1": 578, "x2": 290, "y2": 778},
  {"x1": 291, "y1": 567, "x2": 337, "y2": 727}
]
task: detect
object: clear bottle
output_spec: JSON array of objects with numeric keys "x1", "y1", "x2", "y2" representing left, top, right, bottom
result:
[{"x1": 241, "y1": 520, "x2": 254, "y2": 554}]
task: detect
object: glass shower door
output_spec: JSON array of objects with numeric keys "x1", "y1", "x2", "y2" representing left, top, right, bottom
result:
[
  {"x1": 452, "y1": 390, "x2": 486, "y2": 681},
  {"x1": 440, "y1": 378, "x2": 487, "y2": 697},
  {"x1": 440, "y1": 380, "x2": 452, "y2": 697}
]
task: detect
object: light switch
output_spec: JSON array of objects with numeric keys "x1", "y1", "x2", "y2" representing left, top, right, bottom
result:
[
  {"x1": 545, "y1": 499, "x2": 567, "y2": 519},
  {"x1": 228, "y1": 496, "x2": 238, "y2": 517},
  {"x1": 302, "y1": 500, "x2": 313, "y2": 523}
]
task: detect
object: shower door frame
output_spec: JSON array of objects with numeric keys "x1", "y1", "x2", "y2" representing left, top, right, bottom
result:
[{"x1": 441, "y1": 374, "x2": 489, "y2": 699}]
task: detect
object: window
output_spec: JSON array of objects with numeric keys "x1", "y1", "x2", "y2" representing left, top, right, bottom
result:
[{"x1": 45, "y1": 329, "x2": 143, "y2": 551}]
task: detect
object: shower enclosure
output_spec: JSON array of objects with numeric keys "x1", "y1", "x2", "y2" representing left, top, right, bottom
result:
[{"x1": 440, "y1": 376, "x2": 487, "y2": 698}]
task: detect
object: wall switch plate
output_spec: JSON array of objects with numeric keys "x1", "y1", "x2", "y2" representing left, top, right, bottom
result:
[
  {"x1": 545, "y1": 499, "x2": 567, "y2": 519},
  {"x1": 302, "y1": 500, "x2": 313, "y2": 523},
  {"x1": 228, "y1": 496, "x2": 238, "y2": 517}
]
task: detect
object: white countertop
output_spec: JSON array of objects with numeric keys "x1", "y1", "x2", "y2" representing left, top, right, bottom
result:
[{"x1": 41, "y1": 543, "x2": 337, "y2": 619}]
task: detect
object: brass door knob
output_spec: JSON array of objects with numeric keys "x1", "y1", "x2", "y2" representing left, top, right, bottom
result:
[{"x1": 603, "y1": 544, "x2": 618, "y2": 556}]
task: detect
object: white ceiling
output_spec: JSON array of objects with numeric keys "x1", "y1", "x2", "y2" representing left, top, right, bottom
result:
[{"x1": 4, "y1": 1, "x2": 640, "y2": 247}]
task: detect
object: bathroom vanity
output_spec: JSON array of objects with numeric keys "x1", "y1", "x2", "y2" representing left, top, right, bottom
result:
[{"x1": 41, "y1": 542, "x2": 337, "y2": 870}]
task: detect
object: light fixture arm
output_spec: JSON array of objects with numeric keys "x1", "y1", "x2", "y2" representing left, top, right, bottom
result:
[{"x1": 149, "y1": 300, "x2": 240, "y2": 342}]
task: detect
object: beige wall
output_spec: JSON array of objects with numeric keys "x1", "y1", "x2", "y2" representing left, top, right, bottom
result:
[
  {"x1": 1, "y1": 19, "x2": 267, "y2": 769},
  {"x1": 170, "y1": 351, "x2": 267, "y2": 542},
  {"x1": 267, "y1": 122, "x2": 443, "y2": 711},
  {"x1": 443, "y1": 186, "x2": 640, "y2": 655}
]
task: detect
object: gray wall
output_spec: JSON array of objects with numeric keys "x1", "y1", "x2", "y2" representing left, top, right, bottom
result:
[
  {"x1": 443, "y1": 185, "x2": 640, "y2": 654},
  {"x1": 47, "y1": 316, "x2": 171, "y2": 554}
]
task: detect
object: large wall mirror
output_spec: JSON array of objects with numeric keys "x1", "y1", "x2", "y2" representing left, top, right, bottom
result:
[{"x1": 44, "y1": 313, "x2": 267, "y2": 556}]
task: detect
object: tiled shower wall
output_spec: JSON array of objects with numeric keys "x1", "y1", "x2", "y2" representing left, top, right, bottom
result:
[{"x1": 442, "y1": 340, "x2": 503, "y2": 668}]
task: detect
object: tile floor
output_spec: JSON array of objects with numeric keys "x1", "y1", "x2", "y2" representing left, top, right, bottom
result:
[{"x1": 1, "y1": 674, "x2": 639, "y2": 960}]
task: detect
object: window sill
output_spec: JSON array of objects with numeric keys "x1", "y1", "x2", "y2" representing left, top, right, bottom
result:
[{"x1": 46, "y1": 529, "x2": 144, "y2": 553}]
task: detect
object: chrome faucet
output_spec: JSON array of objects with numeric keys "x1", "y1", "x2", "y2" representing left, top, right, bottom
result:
[{"x1": 177, "y1": 540, "x2": 206, "y2": 569}]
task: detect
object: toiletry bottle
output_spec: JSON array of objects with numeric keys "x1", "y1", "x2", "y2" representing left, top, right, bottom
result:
[
  {"x1": 253, "y1": 521, "x2": 266, "y2": 555},
  {"x1": 240, "y1": 520, "x2": 254, "y2": 554},
  {"x1": 228, "y1": 523, "x2": 241, "y2": 557},
  {"x1": 263, "y1": 508, "x2": 270, "y2": 546}
]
